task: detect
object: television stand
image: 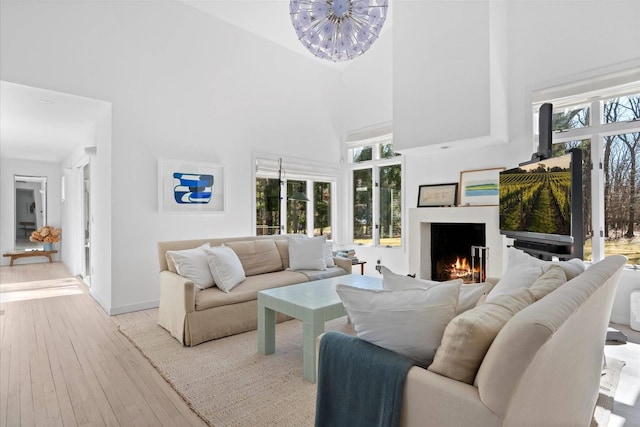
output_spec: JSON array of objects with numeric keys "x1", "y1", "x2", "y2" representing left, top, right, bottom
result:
[{"x1": 512, "y1": 240, "x2": 573, "y2": 260}]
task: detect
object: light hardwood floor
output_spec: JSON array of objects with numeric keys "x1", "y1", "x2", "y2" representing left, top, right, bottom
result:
[
  {"x1": 1, "y1": 262, "x2": 639, "y2": 426},
  {"x1": 0, "y1": 263, "x2": 206, "y2": 427}
]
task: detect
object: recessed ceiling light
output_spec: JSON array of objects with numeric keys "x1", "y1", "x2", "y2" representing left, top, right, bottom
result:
[
  {"x1": 441, "y1": 146, "x2": 450, "y2": 149},
  {"x1": 39, "y1": 99, "x2": 55, "y2": 104}
]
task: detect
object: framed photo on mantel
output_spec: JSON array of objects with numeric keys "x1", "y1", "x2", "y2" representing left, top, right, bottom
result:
[
  {"x1": 417, "y1": 183, "x2": 458, "y2": 207},
  {"x1": 459, "y1": 167, "x2": 505, "y2": 206}
]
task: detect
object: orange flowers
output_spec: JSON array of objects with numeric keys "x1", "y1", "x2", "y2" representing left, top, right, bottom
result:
[{"x1": 29, "y1": 226, "x2": 62, "y2": 243}]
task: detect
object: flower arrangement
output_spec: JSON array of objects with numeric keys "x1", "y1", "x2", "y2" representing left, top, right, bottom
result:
[{"x1": 30, "y1": 225, "x2": 62, "y2": 243}]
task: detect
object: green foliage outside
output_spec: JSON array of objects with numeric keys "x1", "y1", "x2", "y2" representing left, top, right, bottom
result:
[{"x1": 551, "y1": 94, "x2": 639, "y2": 262}]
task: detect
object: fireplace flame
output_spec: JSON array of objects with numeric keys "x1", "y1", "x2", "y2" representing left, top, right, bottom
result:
[{"x1": 446, "y1": 256, "x2": 483, "y2": 283}]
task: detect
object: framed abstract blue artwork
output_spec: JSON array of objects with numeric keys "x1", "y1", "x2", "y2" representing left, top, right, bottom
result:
[{"x1": 158, "y1": 159, "x2": 225, "y2": 212}]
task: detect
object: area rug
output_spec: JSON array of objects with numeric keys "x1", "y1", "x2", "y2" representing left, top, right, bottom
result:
[
  {"x1": 119, "y1": 318, "x2": 625, "y2": 427},
  {"x1": 591, "y1": 357, "x2": 626, "y2": 427},
  {"x1": 119, "y1": 318, "x2": 353, "y2": 426}
]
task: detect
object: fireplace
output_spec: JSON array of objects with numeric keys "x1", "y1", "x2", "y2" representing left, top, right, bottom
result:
[
  {"x1": 408, "y1": 207, "x2": 505, "y2": 283},
  {"x1": 431, "y1": 223, "x2": 486, "y2": 283}
]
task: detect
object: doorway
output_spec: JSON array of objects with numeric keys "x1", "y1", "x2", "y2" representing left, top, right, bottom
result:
[
  {"x1": 82, "y1": 163, "x2": 91, "y2": 286},
  {"x1": 14, "y1": 175, "x2": 47, "y2": 251}
]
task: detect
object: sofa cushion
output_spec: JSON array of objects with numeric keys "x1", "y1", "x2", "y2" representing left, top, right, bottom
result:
[
  {"x1": 275, "y1": 239, "x2": 290, "y2": 268},
  {"x1": 428, "y1": 288, "x2": 536, "y2": 384},
  {"x1": 204, "y1": 245, "x2": 246, "y2": 292},
  {"x1": 336, "y1": 280, "x2": 461, "y2": 366},
  {"x1": 224, "y1": 240, "x2": 283, "y2": 276},
  {"x1": 508, "y1": 247, "x2": 587, "y2": 280},
  {"x1": 457, "y1": 283, "x2": 490, "y2": 314},
  {"x1": 528, "y1": 265, "x2": 567, "y2": 300},
  {"x1": 195, "y1": 270, "x2": 309, "y2": 311},
  {"x1": 166, "y1": 243, "x2": 214, "y2": 290},
  {"x1": 324, "y1": 241, "x2": 336, "y2": 267},
  {"x1": 287, "y1": 235, "x2": 327, "y2": 270},
  {"x1": 485, "y1": 262, "x2": 543, "y2": 302},
  {"x1": 380, "y1": 266, "x2": 483, "y2": 314},
  {"x1": 381, "y1": 266, "x2": 454, "y2": 290}
]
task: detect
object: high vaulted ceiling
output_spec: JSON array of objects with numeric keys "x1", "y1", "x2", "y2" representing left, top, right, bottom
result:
[
  {"x1": 182, "y1": 0, "x2": 392, "y2": 70},
  {"x1": 0, "y1": 1, "x2": 392, "y2": 163}
]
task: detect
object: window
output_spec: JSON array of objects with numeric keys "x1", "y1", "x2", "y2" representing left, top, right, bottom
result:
[
  {"x1": 256, "y1": 177, "x2": 280, "y2": 236},
  {"x1": 255, "y1": 156, "x2": 336, "y2": 238},
  {"x1": 536, "y1": 84, "x2": 640, "y2": 266},
  {"x1": 349, "y1": 139, "x2": 402, "y2": 247}
]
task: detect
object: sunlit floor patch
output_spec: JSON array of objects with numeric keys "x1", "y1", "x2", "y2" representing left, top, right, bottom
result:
[{"x1": 0, "y1": 277, "x2": 83, "y2": 303}]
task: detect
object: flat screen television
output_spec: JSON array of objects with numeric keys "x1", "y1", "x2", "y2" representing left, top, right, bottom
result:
[{"x1": 499, "y1": 149, "x2": 583, "y2": 257}]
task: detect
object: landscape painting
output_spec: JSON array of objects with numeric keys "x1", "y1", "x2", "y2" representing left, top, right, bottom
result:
[{"x1": 459, "y1": 167, "x2": 505, "y2": 206}]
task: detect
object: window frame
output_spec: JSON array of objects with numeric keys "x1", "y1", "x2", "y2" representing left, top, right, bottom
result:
[
  {"x1": 347, "y1": 136, "x2": 404, "y2": 247},
  {"x1": 533, "y1": 81, "x2": 640, "y2": 265},
  {"x1": 253, "y1": 154, "x2": 337, "y2": 239}
]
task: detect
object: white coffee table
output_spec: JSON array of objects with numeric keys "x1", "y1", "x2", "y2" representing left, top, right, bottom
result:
[{"x1": 257, "y1": 274, "x2": 382, "y2": 383}]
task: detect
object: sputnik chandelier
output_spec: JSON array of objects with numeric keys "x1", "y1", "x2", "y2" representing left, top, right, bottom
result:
[{"x1": 290, "y1": 0, "x2": 389, "y2": 62}]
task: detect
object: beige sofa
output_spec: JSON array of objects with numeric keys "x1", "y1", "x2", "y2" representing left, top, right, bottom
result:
[
  {"x1": 318, "y1": 255, "x2": 627, "y2": 426},
  {"x1": 158, "y1": 235, "x2": 352, "y2": 346}
]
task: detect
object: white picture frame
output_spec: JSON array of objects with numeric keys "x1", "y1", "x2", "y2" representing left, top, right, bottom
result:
[
  {"x1": 459, "y1": 167, "x2": 505, "y2": 206},
  {"x1": 158, "y1": 159, "x2": 225, "y2": 213}
]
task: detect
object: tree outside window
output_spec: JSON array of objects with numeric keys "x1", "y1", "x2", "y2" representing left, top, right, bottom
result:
[
  {"x1": 256, "y1": 175, "x2": 333, "y2": 238},
  {"x1": 549, "y1": 92, "x2": 639, "y2": 265},
  {"x1": 350, "y1": 140, "x2": 402, "y2": 247},
  {"x1": 314, "y1": 182, "x2": 332, "y2": 239}
]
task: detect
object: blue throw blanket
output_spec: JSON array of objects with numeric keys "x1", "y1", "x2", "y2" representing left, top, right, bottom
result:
[{"x1": 315, "y1": 332, "x2": 415, "y2": 427}]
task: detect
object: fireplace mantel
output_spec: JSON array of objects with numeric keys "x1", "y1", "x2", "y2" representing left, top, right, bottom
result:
[{"x1": 408, "y1": 207, "x2": 505, "y2": 281}]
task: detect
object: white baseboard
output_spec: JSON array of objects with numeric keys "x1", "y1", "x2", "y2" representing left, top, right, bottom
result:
[{"x1": 109, "y1": 300, "x2": 159, "y2": 316}]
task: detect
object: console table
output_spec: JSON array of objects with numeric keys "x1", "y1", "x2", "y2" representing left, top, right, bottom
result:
[{"x1": 3, "y1": 250, "x2": 57, "y2": 266}]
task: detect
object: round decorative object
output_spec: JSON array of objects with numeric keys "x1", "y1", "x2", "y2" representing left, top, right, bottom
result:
[
  {"x1": 290, "y1": 0, "x2": 389, "y2": 62},
  {"x1": 43, "y1": 243, "x2": 53, "y2": 251}
]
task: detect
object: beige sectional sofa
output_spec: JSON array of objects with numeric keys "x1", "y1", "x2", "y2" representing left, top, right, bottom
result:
[
  {"x1": 317, "y1": 255, "x2": 627, "y2": 426},
  {"x1": 158, "y1": 235, "x2": 352, "y2": 346}
]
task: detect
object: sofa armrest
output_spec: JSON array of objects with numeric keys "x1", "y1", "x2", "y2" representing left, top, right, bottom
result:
[
  {"x1": 158, "y1": 270, "x2": 196, "y2": 345},
  {"x1": 333, "y1": 257, "x2": 353, "y2": 273},
  {"x1": 316, "y1": 333, "x2": 500, "y2": 426},
  {"x1": 400, "y1": 368, "x2": 500, "y2": 427}
]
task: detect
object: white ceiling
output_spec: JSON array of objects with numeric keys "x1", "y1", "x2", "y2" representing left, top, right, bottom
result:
[
  {"x1": 182, "y1": 0, "x2": 392, "y2": 70},
  {"x1": 0, "y1": 81, "x2": 110, "y2": 163},
  {"x1": 0, "y1": 1, "x2": 391, "y2": 164}
]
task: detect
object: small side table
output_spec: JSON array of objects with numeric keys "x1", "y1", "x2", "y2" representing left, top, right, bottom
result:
[{"x1": 353, "y1": 261, "x2": 367, "y2": 275}]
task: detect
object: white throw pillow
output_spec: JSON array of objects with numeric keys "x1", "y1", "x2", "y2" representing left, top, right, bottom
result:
[
  {"x1": 204, "y1": 245, "x2": 246, "y2": 293},
  {"x1": 166, "y1": 243, "x2": 214, "y2": 290},
  {"x1": 485, "y1": 262, "x2": 543, "y2": 302},
  {"x1": 508, "y1": 247, "x2": 587, "y2": 280},
  {"x1": 456, "y1": 283, "x2": 488, "y2": 314},
  {"x1": 287, "y1": 235, "x2": 327, "y2": 270},
  {"x1": 336, "y1": 280, "x2": 461, "y2": 366},
  {"x1": 324, "y1": 241, "x2": 336, "y2": 267},
  {"x1": 380, "y1": 266, "x2": 447, "y2": 290},
  {"x1": 380, "y1": 266, "x2": 477, "y2": 313}
]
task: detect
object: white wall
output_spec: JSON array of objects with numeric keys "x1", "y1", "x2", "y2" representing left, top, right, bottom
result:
[
  {"x1": 1, "y1": 1, "x2": 342, "y2": 313},
  {"x1": 393, "y1": 1, "x2": 508, "y2": 150},
  {"x1": 0, "y1": 159, "x2": 62, "y2": 264}
]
